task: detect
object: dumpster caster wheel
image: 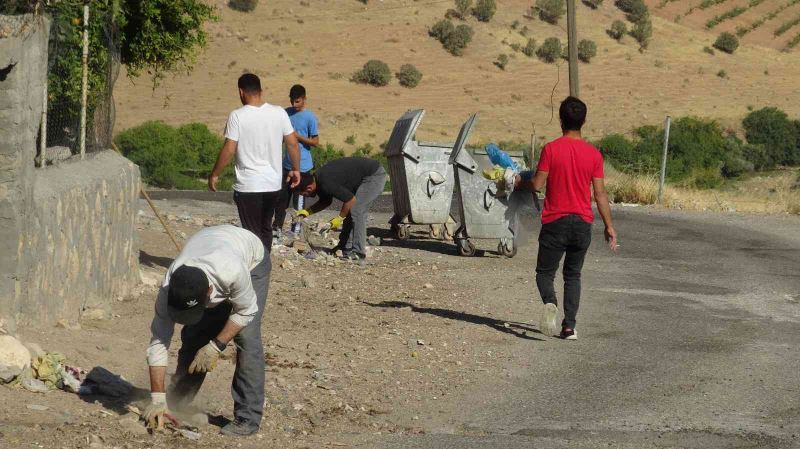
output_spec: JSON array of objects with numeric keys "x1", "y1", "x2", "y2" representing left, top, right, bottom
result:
[
  {"x1": 396, "y1": 225, "x2": 410, "y2": 240},
  {"x1": 498, "y1": 241, "x2": 516, "y2": 258},
  {"x1": 429, "y1": 225, "x2": 442, "y2": 240},
  {"x1": 457, "y1": 240, "x2": 476, "y2": 257}
]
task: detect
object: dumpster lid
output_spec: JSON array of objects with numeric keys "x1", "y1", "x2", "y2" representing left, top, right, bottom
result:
[
  {"x1": 448, "y1": 113, "x2": 479, "y2": 173},
  {"x1": 384, "y1": 109, "x2": 425, "y2": 158}
]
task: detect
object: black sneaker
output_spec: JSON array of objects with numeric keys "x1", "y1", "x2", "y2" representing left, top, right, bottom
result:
[
  {"x1": 340, "y1": 251, "x2": 365, "y2": 261},
  {"x1": 559, "y1": 327, "x2": 578, "y2": 340},
  {"x1": 220, "y1": 418, "x2": 259, "y2": 436}
]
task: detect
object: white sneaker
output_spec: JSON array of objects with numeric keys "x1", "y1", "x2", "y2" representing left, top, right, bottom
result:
[{"x1": 540, "y1": 303, "x2": 558, "y2": 336}]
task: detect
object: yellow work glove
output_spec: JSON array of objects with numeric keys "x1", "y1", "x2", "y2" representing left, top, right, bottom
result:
[
  {"x1": 482, "y1": 167, "x2": 505, "y2": 182},
  {"x1": 296, "y1": 209, "x2": 310, "y2": 218},
  {"x1": 188, "y1": 341, "x2": 221, "y2": 374},
  {"x1": 329, "y1": 215, "x2": 344, "y2": 231},
  {"x1": 143, "y1": 392, "x2": 179, "y2": 430}
]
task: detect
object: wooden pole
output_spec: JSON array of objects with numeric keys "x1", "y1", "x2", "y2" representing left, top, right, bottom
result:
[
  {"x1": 566, "y1": 0, "x2": 579, "y2": 98},
  {"x1": 38, "y1": 82, "x2": 47, "y2": 168},
  {"x1": 79, "y1": 3, "x2": 89, "y2": 160},
  {"x1": 658, "y1": 116, "x2": 672, "y2": 204}
]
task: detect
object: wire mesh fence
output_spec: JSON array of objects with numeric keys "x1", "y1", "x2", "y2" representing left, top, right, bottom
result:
[{"x1": 32, "y1": 1, "x2": 120, "y2": 166}]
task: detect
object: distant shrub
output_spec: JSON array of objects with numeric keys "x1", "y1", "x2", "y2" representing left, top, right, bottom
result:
[
  {"x1": 703, "y1": 46, "x2": 715, "y2": 55},
  {"x1": 535, "y1": 0, "x2": 565, "y2": 24},
  {"x1": 713, "y1": 32, "x2": 739, "y2": 54},
  {"x1": 510, "y1": 42, "x2": 521, "y2": 52},
  {"x1": 229, "y1": 0, "x2": 259, "y2": 12},
  {"x1": 345, "y1": 135, "x2": 356, "y2": 145},
  {"x1": 716, "y1": 69, "x2": 727, "y2": 79},
  {"x1": 630, "y1": 18, "x2": 653, "y2": 49},
  {"x1": 472, "y1": 0, "x2": 496, "y2": 22},
  {"x1": 455, "y1": 0, "x2": 472, "y2": 18},
  {"x1": 689, "y1": 167, "x2": 723, "y2": 189},
  {"x1": 741, "y1": 143, "x2": 771, "y2": 171},
  {"x1": 494, "y1": 54, "x2": 509, "y2": 70},
  {"x1": 608, "y1": 20, "x2": 627, "y2": 41},
  {"x1": 578, "y1": 39, "x2": 597, "y2": 62},
  {"x1": 743, "y1": 107, "x2": 800, "y2": 166},
  {"x1": 352, "y1": 60, "x2": 392, "y2": 86},
  {"x1": 396, "y1": 64, "x2": 423, "y2": 88},
  {"x1": 582, "y1": 0, "x2": 603, "y2": 9},
  {"x1": 537, "y1": 37, "x2": 562, "y2": 62},
  {"x1": 430, "y1": 19, "x2": 455, "y2": 41},
  {"x1": 522, "y1": 38, "x2": 537, "y2": 56},
  {"x1": 615, "y1": 0, "x2": 649, "y2": 22},
  {"x1": 444, "y1": 24, "x2": 474, "y2": 55},
  {"x1": 311, "y1": 144, "x2": 345, "y2": 169}
]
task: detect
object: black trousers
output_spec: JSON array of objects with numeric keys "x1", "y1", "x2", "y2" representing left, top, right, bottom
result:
[
  {"x1": 273, "y1": 168, "x2": 309, "y2": 231},
  {"x1": 535, "y1": 214, "x2": 592, "y2": 329},
  {"x1": 234, "y1": 190, "x2": 280, "y2": 249}
]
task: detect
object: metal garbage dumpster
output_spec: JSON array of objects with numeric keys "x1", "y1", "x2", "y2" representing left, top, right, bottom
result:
[
  {"x1": 384, "y1": 109, "x2": 456, "y2": 240},
  {"x1": 449, "y1": 113, "x2": 520, "y2": 258}
]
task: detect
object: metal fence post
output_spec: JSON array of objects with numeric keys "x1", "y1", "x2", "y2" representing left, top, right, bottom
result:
[
  {"x1": 658, "y1": 116, "x2": 671, "y2": 204},
  {"x1": 79, "y1": 2, "x2": 90, "y2": 159}
]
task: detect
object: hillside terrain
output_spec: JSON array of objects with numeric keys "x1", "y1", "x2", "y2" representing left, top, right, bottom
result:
[{"x1": 114, "y1": 0, "x2": 800, "y2": 149}]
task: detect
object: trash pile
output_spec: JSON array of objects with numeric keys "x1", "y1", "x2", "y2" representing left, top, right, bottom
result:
[{"x1": 0, "y1": 335, "x2": 132, "y2": 397}]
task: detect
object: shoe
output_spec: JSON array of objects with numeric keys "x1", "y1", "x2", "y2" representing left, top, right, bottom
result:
[
  {"x1": 271, "y1": 229, "x2": 283, "y2": 247},
  {"x1": 560, "y1": 327, "x2": 577, "y2": 340},
  {"x1": 339, "y1": 251, "x2": 365, "y2": 261},
  {"x1": 540, "y1": 303, "x2": 558, "y2": 336},
  {"x1": 220, "y1": 417, "x2": 259, "y2": 436}
]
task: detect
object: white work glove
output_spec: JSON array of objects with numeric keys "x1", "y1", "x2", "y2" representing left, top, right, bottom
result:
[
  {"x1": 143, "y1": 392, "x2": 178, "y2": 430},
  {"x1": 188, "y1": 341, "x2": 222, "y2": 374}
]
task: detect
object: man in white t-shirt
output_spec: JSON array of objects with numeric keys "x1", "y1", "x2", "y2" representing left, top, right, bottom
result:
[{"x1": 208, "y1": 73, "x2": 301, "y2": 249}]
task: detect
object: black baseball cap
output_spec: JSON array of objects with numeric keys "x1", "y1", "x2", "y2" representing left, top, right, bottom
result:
[{"x1": 167, "y1": 265, "x2": 210, "y2": 325}]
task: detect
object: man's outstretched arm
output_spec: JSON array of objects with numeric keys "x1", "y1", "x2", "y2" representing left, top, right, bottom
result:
[{"x1": 208, "y1": 139, "x2": 237, "y2": 191}]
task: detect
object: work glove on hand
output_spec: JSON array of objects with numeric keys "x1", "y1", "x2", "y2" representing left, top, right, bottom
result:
[
  {"x1": 329, "y1": 215, "x2": 344, "y2": 231},
  {"x1": 188, "y1": 341, "x2": 222, "y2": 374},
  {"x1": 143, "y1": 392, "x2": 178, "y2": 430},
  {"x1": 296, "y1": 209, "x2": 310, "y2": 219}
]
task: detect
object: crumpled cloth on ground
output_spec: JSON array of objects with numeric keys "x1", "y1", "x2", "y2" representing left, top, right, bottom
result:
[{"x1": 11, "y1": 352, "x2": 84, "y2": 393}]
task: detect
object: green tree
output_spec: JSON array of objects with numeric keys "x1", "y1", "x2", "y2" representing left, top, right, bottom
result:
[
  {"x1": 615, "y1": 0, "x2": 649, "y2": 22},
  {"x1": 582, "y1": 0, "x2": 603, "y2": 9},
  {"x1": 713, "y1": 32, "x2": 739, "y2": 54},
  {"x1": 454, "y1": 0, "x2": 472, "y2": 18},
  {"x1": 522, "y1": 38, "x2": 537, "y2": 57},
  {"x1": 396, "y1": 64, "x2": 423, "y2": 88},
  {"x1": 430, "y1": 19, "x2": 455, "y2": 41},
  {"x1": 472, "y1": 0, "x2": 496, "y2": 22},
  {"x1": 578, "y1": 39, "x2": 597, "y2": 62},
  {"x1": 494, "y1": 53, "x2": 509, "y2": 70},
  {"x1": 537, "y1": 37, "x2": 562, "y2": 63},
  {"x1": 536, "y1": 0, "x2": 565, "y2": 24},
  {"x1": 743, "y1": 107, "x2": 800, "y2": 166},
  {"x1": 352, "y1": 60, "x2": 392, "y2": 86},
  {"x1": 443, "y1": 24, "x2": 474, "y2": 55},
  {"x1": 608, "y1": 20, "x2": 627, "y2": 41},
  {"x1": 630, "y1": 18, "x2": 653, "y2": 49}
]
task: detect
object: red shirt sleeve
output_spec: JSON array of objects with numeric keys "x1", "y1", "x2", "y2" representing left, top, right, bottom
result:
[
  {"x1": 537, "y1": 145, "x2": 551, "y2": 172},
  {"x1": 593, "y1": 151, "x2": 604, "y2": 179}
]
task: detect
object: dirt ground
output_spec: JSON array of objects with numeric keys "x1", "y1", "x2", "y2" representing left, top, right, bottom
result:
[{"x1": 0, "y1": 198, "x2": 547, "y2": 449}]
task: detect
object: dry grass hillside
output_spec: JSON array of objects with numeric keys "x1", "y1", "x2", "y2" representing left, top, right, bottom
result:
[{"x1": 114, "y1": 0, "x2": 800, "y2": 149}]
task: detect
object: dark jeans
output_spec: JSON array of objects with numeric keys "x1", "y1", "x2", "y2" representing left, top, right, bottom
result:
[
  {"x1": 535, "y1": 214, "x2": 592, "y2": 329},
  {"x1": 234, "y1": 190, "x2": 280, "y2": 249},
  {"x1": 273, "y1": 168, "x2": 308, "y2": 232},
  {"x1": 170, "y1": 257, "x2": 270, "y2": 425}
]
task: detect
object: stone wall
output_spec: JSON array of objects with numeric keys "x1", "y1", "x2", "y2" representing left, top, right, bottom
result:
[{"x1": 0, "y1": 15, "x2": 140, "y2": 332}]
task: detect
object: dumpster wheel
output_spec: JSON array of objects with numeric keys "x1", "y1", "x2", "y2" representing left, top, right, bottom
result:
[
  {"x1": 457, "y1": 239, "x2": 476, "y2": 257},
  {"x1": 429, "y1": 224, "x2": 442, "y2": 240},
  {"x1": 498, "y1": 241, "x2": 516, "y2": 258},
  {"x1": 395, "y1": 225, "x2": 410, "y2": 240}
]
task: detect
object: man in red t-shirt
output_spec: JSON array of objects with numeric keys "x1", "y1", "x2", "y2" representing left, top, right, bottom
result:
[{"x1": 515, "y1": 96, "x2": 618, "y2": 340}]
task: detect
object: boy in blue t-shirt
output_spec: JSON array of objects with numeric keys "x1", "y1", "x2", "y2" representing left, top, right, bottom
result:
[{"x1": 273, "y1": 84, "x2": 319, "y2": 241}]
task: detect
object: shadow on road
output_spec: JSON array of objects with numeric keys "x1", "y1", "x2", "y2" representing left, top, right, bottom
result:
[
  {"x1": 365, "y1": 300, "x2": 543, "y2": 341},
  {"x1": 140, "y1": 251, "x2": 173, "y2": 269}
]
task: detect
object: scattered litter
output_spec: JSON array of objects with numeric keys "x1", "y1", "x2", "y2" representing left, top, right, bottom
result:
[
  {"x1": 178, "y1": 429, "x2": 202, "y2": 441},
  {"x1": 26, "y1": 404, "x2": 50, "y2": 411},
  {"x1": 423, "y1": 283, "x2": 433, "y2": 289},
  {"x1": 367, "y1": 235, "x2": 381, "y2": 246}
]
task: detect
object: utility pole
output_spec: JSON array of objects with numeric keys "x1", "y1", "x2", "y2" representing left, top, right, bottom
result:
[{"x1": 566, "y1": 0, "x2": 579, "y2": 98}]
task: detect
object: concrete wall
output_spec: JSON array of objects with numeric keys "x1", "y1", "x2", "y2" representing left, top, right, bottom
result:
[{"x1": 0, "y1": 15, "x2": 140, "y2": 331}]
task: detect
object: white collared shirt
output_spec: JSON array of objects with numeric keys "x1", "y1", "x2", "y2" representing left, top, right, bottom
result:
[{"x1": 146, "y1": 225, "x2": 264, "y2": 367}]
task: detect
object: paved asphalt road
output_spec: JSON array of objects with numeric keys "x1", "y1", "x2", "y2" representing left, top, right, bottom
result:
[{"x1": 356, "y1": 208, "x2": 800, "y2": 449}]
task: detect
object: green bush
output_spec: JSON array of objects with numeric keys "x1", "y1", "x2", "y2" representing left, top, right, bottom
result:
[
  {"x1": 578, "y1": 39, "x2": 597, "y2": 62},
  {"x1": 743, "y1": 107, "x2": 800, "y2": 166},
  {"x1": 115, "y1": 121, "x2": 230, "y2": 189},
  {"x1": 688, "y1": 167, "x2": 723, "y2": 189},
  {"x1": 537, "y1": 37, "x2": 562, "y2": 63},
  {"x1": 582, "y1": 0, "x2": 603, "y2": 9},
  {"x1": 630, "y1": 18, "x2": 653, "y2": 49},
  {"x1": 522, "y1": 38, "x2": 537, "y2": 57},
  {"x1": 396, "y1": 64, "x2": 423, "y2": 88},
  {"x1": 472, "y1": 0, "x2": 496, "y2": 22},
  {"x1": 615, "y1": 0, "x2": 649, "y2": 22},
  {"x1": 455, "y1": 0, "x2": 472, "y2": 18},
  {"x1": 608, "y1": 20, "x2": 627, "y2": 41},
  {"x1": 352, "y1": 60, "x2": 392, "y2": 86},
  {"x1": 229, "y1": 0, "x2": 258, "y2": 12},
  {"x1": 430, "y1": 19, "x2": 455, "y2": 41},
  {"x1": 713, "y1": 32, "x2": 739, "y2": 54},
  {"x1": 495, "y1": 54, "x2": 509, "y2": 70},
  {"x1": 741, "y1": 143, "x2": 771, "y2": 171},
  {"x1": 536, "y1": 0, "x2": 565, "y2": 24},
  {"x1": 444, "y1": 24, "x2": 474, "y2": 55},
  {"x1": 311, "y1": 144, "x2": 345, "y2": 169},
  {"x1": 596, "y1": 133, "x2": 646, "y2": 172}
]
